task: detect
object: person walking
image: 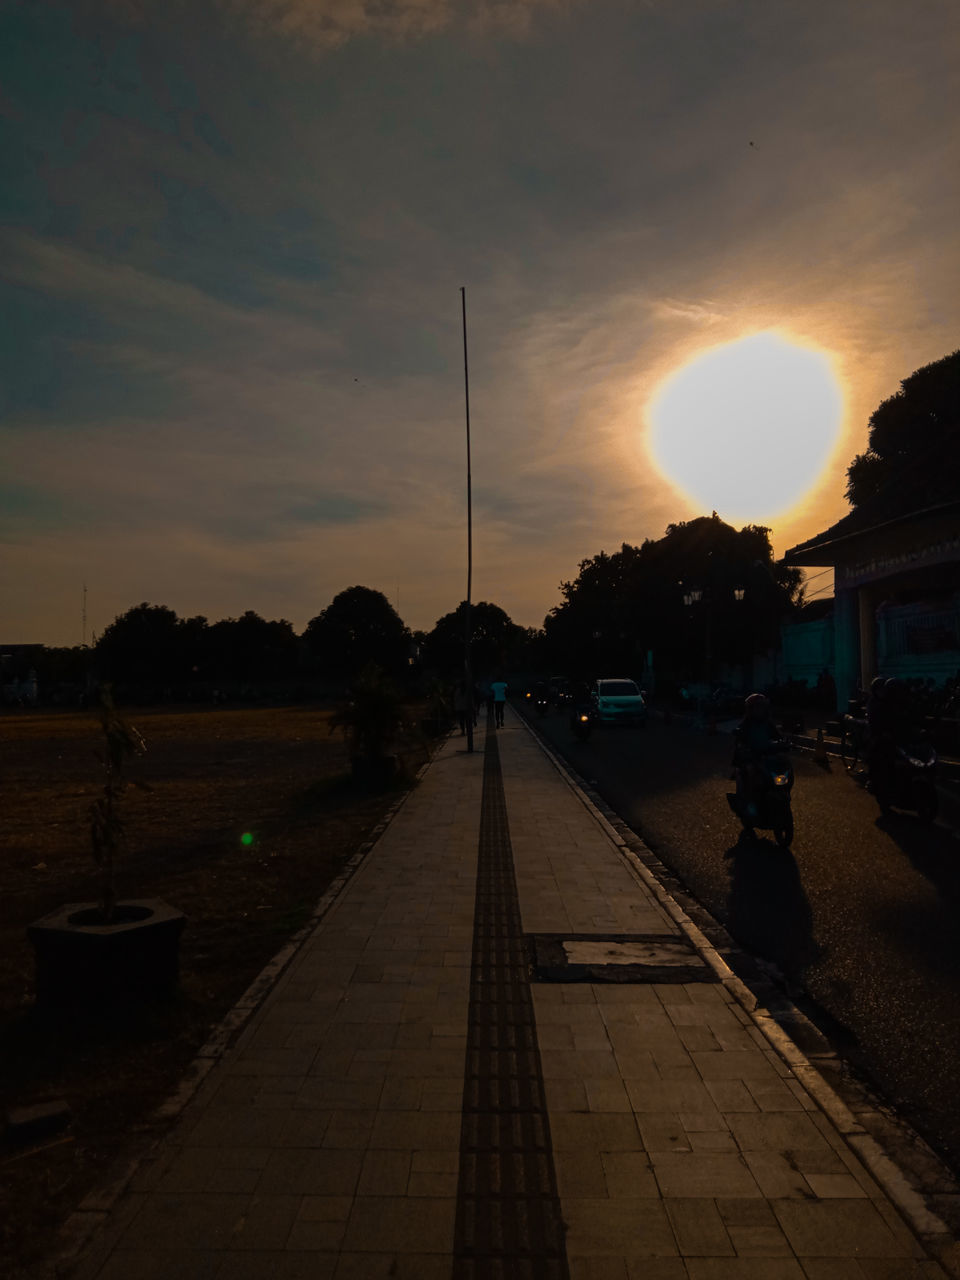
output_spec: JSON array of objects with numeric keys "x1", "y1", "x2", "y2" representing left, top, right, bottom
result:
[
  {"x1": 453, "y1": 681, "x2": 469, "y2": 736},
  {"x1": 490, "y1": 677, "x2": 508, "y2": 728}
]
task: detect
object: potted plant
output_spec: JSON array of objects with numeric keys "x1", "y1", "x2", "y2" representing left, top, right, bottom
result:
[
  {"x1": 330, "y1": 665, "x2": 406, "y2": 788},
  {"x1": 27, "y1": 686, "x2": 187, "y2": 1008}
]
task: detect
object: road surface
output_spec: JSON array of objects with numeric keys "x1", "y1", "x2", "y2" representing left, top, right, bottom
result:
[{"x1": 526, "y1": 704, "x2": 960, "y2": 1177}]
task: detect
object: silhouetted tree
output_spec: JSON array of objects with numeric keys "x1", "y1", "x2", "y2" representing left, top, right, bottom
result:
[
  {"x1": 420, "y1": 601, "x2": 522, "y2": 678},
  {"x1": 846, "y1": 349, "x2": 960, "y2": 512},
  {"x1": 95, "y1": 603, "x2": 183, "y2": 686},
  {"x1": 95, "y1": 604, "x2": 300, "y2": 693},
  {"x1": 544, "y1": 516, "x2": 802, "y2": 681},
  {"x1": 206, "y1": 611, "x2": 298, "y2": 682},
  {"x1": 304, "y1": 587, "x2": 409, "y2": 680}
]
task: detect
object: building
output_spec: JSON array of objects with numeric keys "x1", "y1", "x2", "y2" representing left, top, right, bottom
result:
[
  {"x1": 0, "y1": 643, "x2": 45, "y2": 705},
  {"x1": 778, "y1": 598, "x2": 835, "y2": 690},
  {"x1": 784, "y1": 499, "x2": 960, "y2": 711}
]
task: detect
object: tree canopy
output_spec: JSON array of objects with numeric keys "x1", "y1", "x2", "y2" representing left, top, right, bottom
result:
[
  {"x1": 304, "y1": 586, "x2": 409, "y2": 680},
  {"x1": 419, "y1": 601, "x2": 524, "y2": 678},
  {"x1": 95, "y1": 603, "x2": 184, "y2": 686},
  {"x1": 543, "y1": 515, "x2": 802, "y2": 681},
  {"x1": 845, "y1": 349, "x2": 960, "y2": 512},
  {"x1": 95, "y1": 603, "x2": 298, "y2": 687}
]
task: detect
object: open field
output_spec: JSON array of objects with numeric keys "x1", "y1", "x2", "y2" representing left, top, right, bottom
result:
[{"x1": 0, "y1": 702, "x2": 430, "y2": 1277}]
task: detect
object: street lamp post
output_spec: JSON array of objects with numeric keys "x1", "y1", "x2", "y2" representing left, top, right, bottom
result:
[
  {"x1": 681, "y1": 587, "x2": 704, "y2": 725},
  {"x1": 734, "y1": 585, "x2": 748, "y2": 688},
  {"x1": 460, "y1": 286, "x2": 474, "y2": 754}
]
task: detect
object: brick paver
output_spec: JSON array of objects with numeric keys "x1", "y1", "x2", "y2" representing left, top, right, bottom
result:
[{"x1": 70, "y1": 708, "x2": 954, "y2": 1279}]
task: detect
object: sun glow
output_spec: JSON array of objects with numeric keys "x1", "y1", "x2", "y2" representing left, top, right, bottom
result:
[{"x1": 646, "y1": 332, "x2": 843, "y2": 522}]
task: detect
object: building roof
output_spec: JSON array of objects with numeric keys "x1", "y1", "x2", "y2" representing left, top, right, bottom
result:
[
  {"x1": 784, "y1": 418, "x2": 960, "y2": 566},
  {"x1": 784, "y1": 496, "x2": 960, "y2": 566}
]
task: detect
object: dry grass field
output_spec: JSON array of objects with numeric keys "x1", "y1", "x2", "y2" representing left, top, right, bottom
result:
[{"x1": 0, "y1": 702, "x2": 431, "y2": 1276}]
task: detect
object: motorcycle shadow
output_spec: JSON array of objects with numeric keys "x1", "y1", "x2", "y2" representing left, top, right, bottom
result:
[{"x1": 723, "y1": 834, "x2": 821, "y2": 995}]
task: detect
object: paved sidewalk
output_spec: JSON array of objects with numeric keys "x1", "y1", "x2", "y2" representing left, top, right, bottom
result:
[{"x1": 69, "y1": 708, "x2": 956, "y2": 1279}]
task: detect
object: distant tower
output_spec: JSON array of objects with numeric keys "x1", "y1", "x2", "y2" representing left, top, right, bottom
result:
[{"x1": 82, "y1": 583, "x2": 87, "y2": 647}]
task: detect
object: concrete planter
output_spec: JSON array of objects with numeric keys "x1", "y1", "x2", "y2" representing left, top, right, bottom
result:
[{"x1": 27, "y1": 898, "x2": 187, "y2": 1008}]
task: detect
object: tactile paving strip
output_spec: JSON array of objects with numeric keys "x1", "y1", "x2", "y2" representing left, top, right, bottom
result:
[{"x1": 452, "y1": 721, "x2": 570, "y2": 1279}]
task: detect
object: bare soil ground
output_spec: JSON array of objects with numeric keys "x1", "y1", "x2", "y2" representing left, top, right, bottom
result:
[{"x1": 0, "y1": 702, "x2": 431, "y2": 1277}]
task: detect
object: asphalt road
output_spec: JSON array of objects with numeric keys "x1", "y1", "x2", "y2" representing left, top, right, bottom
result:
[{"x1": 526, "y1": 704, "x2": 960, "y2": 1176}]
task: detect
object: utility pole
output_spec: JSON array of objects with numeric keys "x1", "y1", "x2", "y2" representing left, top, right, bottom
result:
[
  {"x1": 82, "y1": 582, "x2": 87, "y2": 648},
  {"x1": 461, "y1": 286, "x2": 474, "y2": 753}
]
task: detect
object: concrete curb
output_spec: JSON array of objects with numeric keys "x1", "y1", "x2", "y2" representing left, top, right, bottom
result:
[
  {"x1": 516, "y1": 712, "x2": 960, "y2": 1277},
  {"x1": 50, "y1": 747, "x2": 443, "y2": 1279}
]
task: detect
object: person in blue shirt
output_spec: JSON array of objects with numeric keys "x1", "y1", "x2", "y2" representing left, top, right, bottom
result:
[{"x1": 490, "y1": 678, "x2": 508, "y2": 728}]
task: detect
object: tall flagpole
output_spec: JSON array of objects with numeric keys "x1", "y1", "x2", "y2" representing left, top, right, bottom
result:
[{"x1": 461, "y1": 286, "x2": 474, "y2": 754}]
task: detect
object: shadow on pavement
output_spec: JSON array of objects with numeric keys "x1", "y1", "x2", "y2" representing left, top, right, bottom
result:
[
  {"x1": 872, "y1": 813, "x2": 960, "y2": 980},
  {"x1": 875, "y1": 811, "x2": 960, "y2": 906},
  {"x1": 723, "y1": 833, "x2": 821, "y2": 995}
]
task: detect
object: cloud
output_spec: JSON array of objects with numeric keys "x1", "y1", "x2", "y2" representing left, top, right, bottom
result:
[
  {"x1": 650, "y1": 299, "x2": 725, "y2": 326},
  {"x1": 220, "y1": 0, "x2": 451, "y2": 47},
  {"x1": 4, "y1": 0, "x2": 959, "y2": 645},
  {"x1": 96, "y1": 0, "x2": 575, "y2": 51}
]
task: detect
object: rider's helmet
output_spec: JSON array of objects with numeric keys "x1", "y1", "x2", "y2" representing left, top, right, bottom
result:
[
  {"x1": 744, "y1": 692, "x2": 770, "y2": 717},
  {"x1": 870, "y1": 676, "x2": 885, "y2": 695}
]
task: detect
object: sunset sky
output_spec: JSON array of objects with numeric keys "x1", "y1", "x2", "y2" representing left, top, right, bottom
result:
[{"x1": 3, "y1": 0, "x2": 958, "y2": 646}]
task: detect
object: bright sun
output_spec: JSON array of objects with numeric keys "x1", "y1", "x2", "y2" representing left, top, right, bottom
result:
[{"x1": 646, "y1": 331, "x2": 843, "y2": 523}]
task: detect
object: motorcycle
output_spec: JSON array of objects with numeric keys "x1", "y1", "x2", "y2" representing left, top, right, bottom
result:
[
  {"x1": 872, "y1": 738, "x2": 938, "y2": 822},
  {"x1": 570, "y1": 706, "x2": 593, "y2": 742},
  {"x1": 535, "y1": 694, "x2": 549, "y2": 717},
  {"x1": 727, "y1": 745, "x2": 795, "y2": 847}
]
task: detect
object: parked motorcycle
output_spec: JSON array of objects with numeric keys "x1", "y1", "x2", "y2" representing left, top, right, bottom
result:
[
  {"x1": 727, "y1": 748, "x2": 795, "y2": 847},
  {"x1": 872, "y1": 738, "x2": 938, "y2": 822}
]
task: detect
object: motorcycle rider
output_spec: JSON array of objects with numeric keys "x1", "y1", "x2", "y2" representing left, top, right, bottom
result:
[
  {"x1": 865, "y1": 676, "x2": 891, "y2": 791},
  {"x1": 569, "y1": 678, "x2": 594, "y2": 735},
  {"x1": 732, "y1": 693, "x2": 785, "y2": 819},
  {"x1": 869, "y1": 677, "x2": 922, "y2": 809},
  {"x1": 865, "y1": 676, "x2": 886, "y2": 730}
]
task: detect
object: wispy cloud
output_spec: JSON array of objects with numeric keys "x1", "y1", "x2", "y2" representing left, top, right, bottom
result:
[
  {"x1": 99, "y1": 0, "x2": 576, "y2": 51},
  {"x1": 3, "y1": 0, "x2": 958, "y2": 643}
]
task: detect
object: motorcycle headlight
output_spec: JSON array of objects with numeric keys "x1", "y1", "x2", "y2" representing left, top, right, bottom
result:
[
  {"x1": 773, "y1": 773, "x2": 790, "y2": 785},
  {"x1": 579, "y1": 713, "x2": 589, "y2": 722}
]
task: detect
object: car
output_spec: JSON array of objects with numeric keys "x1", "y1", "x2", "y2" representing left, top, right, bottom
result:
[
  {"x1": 549, "y1": 675, "x2": 572, "y2": 705},
  {"x1": 591, "y1": 678, "x2": 647, "y2": 726}
]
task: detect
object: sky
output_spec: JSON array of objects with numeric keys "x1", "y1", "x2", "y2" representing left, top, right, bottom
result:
[{"x1": 2, "y1": 0, "x2": 958, "y2": 646}]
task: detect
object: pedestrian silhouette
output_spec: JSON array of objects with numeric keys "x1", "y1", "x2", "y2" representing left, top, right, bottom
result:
[{"x1": 490, "y1": 677, "x2": 508, "y2": 728}]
